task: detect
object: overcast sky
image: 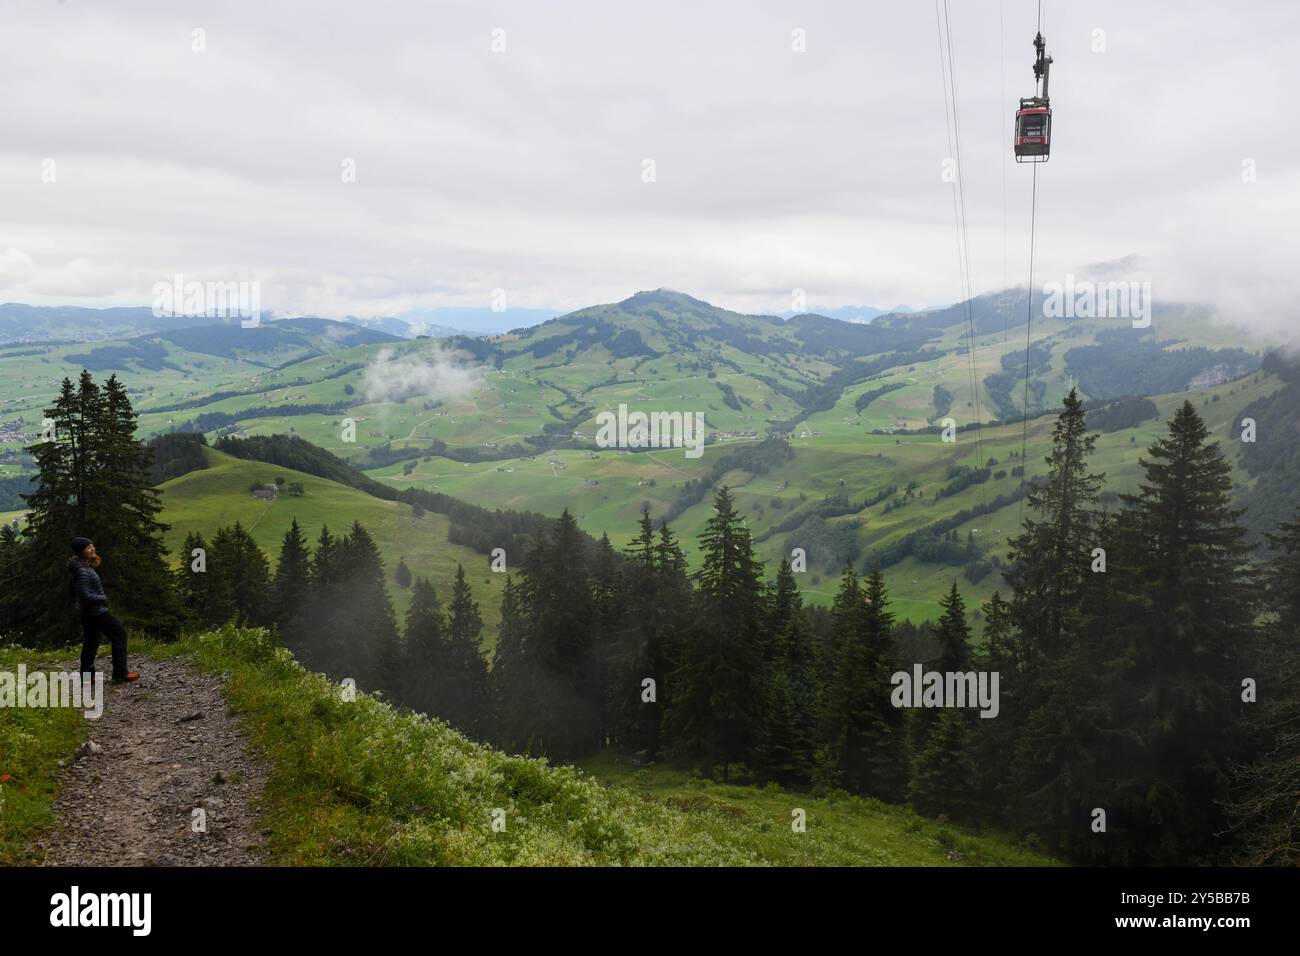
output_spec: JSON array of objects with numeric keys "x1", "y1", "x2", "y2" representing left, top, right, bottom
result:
[{"x1": 1, "y1": 0, "x2": 1296, "y2": 334}]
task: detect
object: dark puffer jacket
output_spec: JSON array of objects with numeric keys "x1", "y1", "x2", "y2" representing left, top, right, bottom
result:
[{"x1": 67, "y1": 558, "x2": 109, "y2": 615}]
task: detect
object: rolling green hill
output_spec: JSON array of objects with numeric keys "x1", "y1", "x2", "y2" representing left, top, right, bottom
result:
[
  {"x1": 365, "y1": 368, "x2": 1286, "y2": 625},
  {"x1": 156, "y1": 447, "x2": 504, "y2": 635},
  {"x1": 0, "y1": 289, "x2": 1290, "y2": 630}
]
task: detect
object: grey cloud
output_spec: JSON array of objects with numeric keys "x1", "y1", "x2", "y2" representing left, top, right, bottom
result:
[{"x1": 0, "y1": 0, "x2": 1295, "y2": 332}]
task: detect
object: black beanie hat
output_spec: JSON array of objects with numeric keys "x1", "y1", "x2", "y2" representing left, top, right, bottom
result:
[{"x1": 70, "y1": 536, "x2": 92, "y2": 556}]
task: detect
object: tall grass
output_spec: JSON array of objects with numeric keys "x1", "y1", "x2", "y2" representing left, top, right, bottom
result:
[
  {"x1": 164, "y1": 626, "x2": 1054, "y2": 867},
  {"x1": 0, "y1": 646, "x2": 90, "y2": 864}
]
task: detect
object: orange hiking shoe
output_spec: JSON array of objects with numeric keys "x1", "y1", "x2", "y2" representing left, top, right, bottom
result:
[{"x1": 111, "y1": 672, "x2": 141, "y2": 684}]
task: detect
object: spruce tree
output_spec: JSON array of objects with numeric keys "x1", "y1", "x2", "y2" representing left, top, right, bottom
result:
[
  {"x1": 763, "y1": 556, "x2": 801, "y2": 664},
  {"x1": 1263, "y1": 505, "x2": 1300, "y2": 633},
  {"x1": 292, "y1": 522, "x2": 400, "y2": 696},
  {"x1": 342, "y1": 522, "x2": 403, "y2": 698},
  {"x1": 652, "y1": 519, "x2": 692, "y2": 714},
  {"x1": 1109, "y1": 400, "x2": 1255, "y2": 863},
  {"x1": 609, "y1": 509, "x2": 660, "y2": 755},
  {"x1": 909, "y1": 707, "x2": 978, "y2": 821},
  {"x1": 0, "y1": 523, "x2": 26, "y2": 634},
  {"x1": 589, "y1": 533, "x2": 623, "y2": 747},
  {"x1": 283, "y1": 524, "x2": 336, "y2": 671},
  {"x1": 1013, "y1": 401, "x2": 1257, "y2": 863},
  {"x1": 512, "y1": 511, "x2": 599, "y2": 759},
  {"x1": 1228, "y1": 508, "x2": 1300, "y2": 865},
  {"x1": 665, "y1": 487, "x2": 764, "y2": 779},
  {"x1": 401, "y1": 577, "x2": 447, "y2": 720},
  {"x1": 1001, "y1": 392, "x2": 1112, "y2": 856},
  {"x1": 755, "y1": 558, "x2": 819, "y2": 786},
  {"x1": 818, "y1": 565, "x2": 909, "y2": 799},
  {"x1": 655, "y1": 521, "x2": 689, "y2": 578},
  {"x1": 490, "y1": 574, "x2": 532, "y2": 752},
  {"x1": 207, "y1": 522, "x2": 270, "y2": 627},
  {"x1": 607, "y1": 510, "x2": 688, "y2": 758},
  {"x1": 912, "y1": 581, "x2": 971, "y2": 765},
  {"x1": 972, "y1": 590, "x2": 1017, "y2": 815},
  {"x1": 909, "y1": 583, "x2": 978, "y2": 820},
  {"x1": 269, "y1": 518, "x2": 310, "y2": 628},
  {"x1": 862, "y1": 567, "x2": 909, "y2": 800},
  {"x1": 1004, "y1": 388, "x2": 1105, "y2": 664},
  {"x1": 628, "y1": 507, "x2": 655, "y2": 567},
  {"x1": 980, "y1": 591, "x2": 1016, "y2": 673},
  {"x1": 934, "y1": 581, "x2": 972, "y2": 673},
  {"x1": 816, "y1": 564, "x2": 867, "y2": 790},
  {"x1": 19, "y1": 372, "x2": 180, "y2": 644},
  {"x1": 311, "y1": 525, "x2": 336, "y2": 588},
  {"x1": 444, "y1": 563, "x2": 490, "y2": 737},
  {"x1": 94, "y1": 375, "x2": 181, "y2": 637},
  {"x1": 177, "y1": 531, "x2": 210, "y2": 630}
]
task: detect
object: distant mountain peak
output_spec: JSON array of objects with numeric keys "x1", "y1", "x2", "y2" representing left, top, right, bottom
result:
[
  {"x1": 1079, "y1": 253, "x2": 1143, "y2": 278},
  {"x1": 620, "y1": 288, "x2": 713, "y2": 309}
]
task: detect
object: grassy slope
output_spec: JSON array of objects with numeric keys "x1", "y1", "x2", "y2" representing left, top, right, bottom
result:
[
  {"x1": 367, "y1": 368, "x2": 1282, "y2": 627},
  {"x1": 2, "y1": 628, "x2": 1055, "y2": 866},
  {"x1": 159, "y1": 627, "x2": 1056, "y2": 865},
  {"x1": 157, "y1": 447, "x2": 504, "y2": 635},
  {"x1": 578, "y1": 754, "x2": 1055, "y2": 866},
  {"x1": 0, "y1": 647, "x2": 89, "y2": 864}
]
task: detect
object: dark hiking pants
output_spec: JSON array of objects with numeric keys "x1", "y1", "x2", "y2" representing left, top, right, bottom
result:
[{"x1": 80, "y1": 610, "x2": 129, "y2": 679}]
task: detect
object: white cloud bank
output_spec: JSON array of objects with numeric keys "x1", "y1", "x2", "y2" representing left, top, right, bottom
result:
[
  {"x1": 362, "y1": 346, "x2": 486, "y2": 405},
  {"x1": 0, "y1": 0, "x2": 1295, "y2": 336}
]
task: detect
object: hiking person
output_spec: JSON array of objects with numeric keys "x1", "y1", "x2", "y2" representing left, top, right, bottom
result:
[{"x1": 68, "y1": 536, "x2": 140, "y2": 684}]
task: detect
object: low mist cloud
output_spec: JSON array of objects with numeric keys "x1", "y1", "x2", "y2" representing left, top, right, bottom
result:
[{"x1": 362, "y1": 345, "x2": 486, "y2": 404}]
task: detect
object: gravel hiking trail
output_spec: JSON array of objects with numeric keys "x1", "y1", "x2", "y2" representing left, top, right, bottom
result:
[{"x1": 29, "y1": 654, "x2": 270, "y2": 866}]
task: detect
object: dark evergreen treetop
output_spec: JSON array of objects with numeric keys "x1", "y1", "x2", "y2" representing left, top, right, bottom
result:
[{"x1": 19, "y1": 371, "x2": 179, "y2": 643}]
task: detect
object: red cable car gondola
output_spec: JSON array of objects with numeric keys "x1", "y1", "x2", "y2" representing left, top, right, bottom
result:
[
  {"x1": 1014, "y1": 104, "x2": 1051, "y2": 161},
  {"x1": 1014, "y1": 32, "x2": 1053, "y2": 163}
]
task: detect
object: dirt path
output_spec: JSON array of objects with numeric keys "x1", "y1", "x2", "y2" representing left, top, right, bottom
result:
[{"x1": 29, "y1": 654, "x2": 270, "y2": 867}]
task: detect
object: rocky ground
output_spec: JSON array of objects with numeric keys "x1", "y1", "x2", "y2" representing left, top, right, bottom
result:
[{"x1": 30, "y1": 654, "x2": 270, "y2": 866}]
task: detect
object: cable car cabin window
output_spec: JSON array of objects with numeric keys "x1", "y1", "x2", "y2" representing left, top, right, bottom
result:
[{"x1": 1018, "y1": 114, "x2": 1048, "y2": 137}]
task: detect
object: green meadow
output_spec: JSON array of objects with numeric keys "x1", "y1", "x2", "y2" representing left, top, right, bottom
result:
[
  {"x1": 0, "y1": 291, "x2": 1283, "y2": 632},
  {"x1": 157, "y1": 447, "x2": 504, "y2": 635}
]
